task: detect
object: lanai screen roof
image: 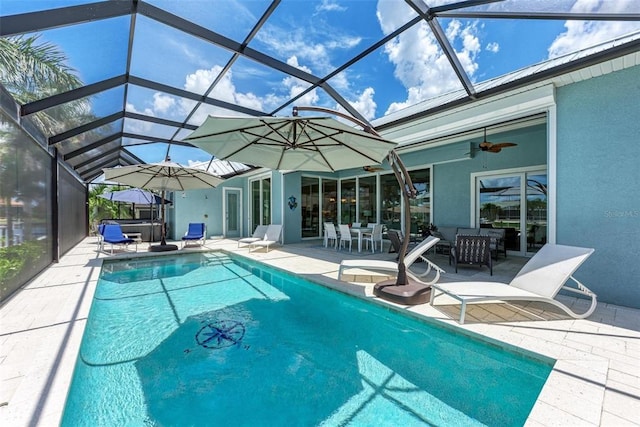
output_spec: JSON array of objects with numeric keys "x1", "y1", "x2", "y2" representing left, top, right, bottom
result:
[{"x1": 1, "y1": 0, "x2": 639, "y2": 183}]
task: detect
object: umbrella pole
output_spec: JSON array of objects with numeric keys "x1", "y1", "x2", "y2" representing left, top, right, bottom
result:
[
  {"x1": 150, "y1": 202, "x2": 154, "y2": 243},
  {"x1": 160, "y1": 191, "x2": 167, "y2": 246},
  {"x1": 294, "y1": 106, "x2": 417, "y2": 286},
  {"x1": 388, "y1": 150, "x2": 416, "y2": 285}
]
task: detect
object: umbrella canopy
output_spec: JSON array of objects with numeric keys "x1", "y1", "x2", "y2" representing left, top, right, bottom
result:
[
  {"x1": 185, "y1": 112, "x2": 420, "y2": 295},
  {"x1": 183, "y1": 116, "x2": 397, "y2": 172},
  {"x1": 103, "y1": 161, "x2": 224, "y2": 248},
  {"x1": 98, "y1": 188, "x2": 171, "y2": 205},
  {"x1": 103, "y1": 160, "x2": 224, "y2": 191}
]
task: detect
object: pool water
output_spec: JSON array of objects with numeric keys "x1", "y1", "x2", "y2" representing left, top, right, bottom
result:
[{"x1": 62, "y1": 252, "x2": 553, "y2": 426}]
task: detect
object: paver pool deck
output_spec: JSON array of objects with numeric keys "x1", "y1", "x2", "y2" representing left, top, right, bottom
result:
[{"x1": 1, "y1": 237, "x2": 638, "y2": 426}]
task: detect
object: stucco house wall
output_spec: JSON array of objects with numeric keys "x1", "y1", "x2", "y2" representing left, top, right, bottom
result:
[{"x1": 556, "y1": 65, "x2": 640, "y2": 307}]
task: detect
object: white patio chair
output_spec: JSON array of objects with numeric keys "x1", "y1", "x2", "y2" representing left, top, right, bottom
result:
[
  {"x1": 363, "y1": 223, "x2": 384, "y2": 253},
  {"x1": 250, "y1": 224, "x2": 282, "y2": 252},
  {"x1": 324, "y1": 222, "x2": 338, "y2": 249},
  {"x1": 238, "y1": 224, "x2": 269, "y2": 248},
  {"x1": 338, "y1": 224, "x2": 357, "y2": 252}
]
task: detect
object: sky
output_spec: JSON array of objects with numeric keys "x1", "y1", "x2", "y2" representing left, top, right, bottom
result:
[{"x1": 2, "y1": 0, "x2": 640, "y2": 169}]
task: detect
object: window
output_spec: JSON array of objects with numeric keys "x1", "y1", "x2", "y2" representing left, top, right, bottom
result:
[
  {"x1": 381, "y1": 173, "x2": 401, "y2": 231},
  {"x1": 301, "y1": 177, "x2": 337, "y2": 238},
  {"x1": 301, "y1": 177, "x2": 319, "y2": 238},
  {"x1": 408, "y1": 169, "x2": 431, "y2": 236},
  {"x1": 358, "y1": 175, "x2": 377, "y2": 225},
  {"x1": 322, "y1": 179, "x2": 338, "y2": 225},
  {"x1": 340, "y1": 178, "x2": 356, "y2": 225}
]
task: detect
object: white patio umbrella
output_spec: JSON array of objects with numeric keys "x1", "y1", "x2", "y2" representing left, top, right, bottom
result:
[
  {"x1": 103, "y1": 160, "x2": 224, "y2": 250},
  {"x1": 183, "y1": 115, "x2": 396, "y2": 172},
  {"x1": 184, "y1": 109, "x2": 424, "y2": 298}
]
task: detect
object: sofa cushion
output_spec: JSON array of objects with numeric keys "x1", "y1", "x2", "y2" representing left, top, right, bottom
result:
[
  {"x1": 434, "y1": 226, "x2": 458, "y2": 243},
  {"x1": 479, "y1": 228, "x2": 505, "y2": 239},
  {"x1": 457, "y1": 227, "x2": 479, "y2": 236}
]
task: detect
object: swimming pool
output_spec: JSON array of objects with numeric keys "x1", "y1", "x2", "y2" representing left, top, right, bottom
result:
[{"x1": 62, "y1": 251, "x2": 553, "y2": 426}]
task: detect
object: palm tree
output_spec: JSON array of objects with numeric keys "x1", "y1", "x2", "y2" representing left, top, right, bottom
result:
[
  {"x1": 0, "y1": 35, "x2": 88, "y2": 133},
  {"x1": 0, "y1": 35, "x2": 91, "y2": 244},
  {"x1": 481, "y1": 202, "x2": 503, "y2": 223},
  {"x1": 88, "y1": 184, "x2": 121, "y2": 232}
]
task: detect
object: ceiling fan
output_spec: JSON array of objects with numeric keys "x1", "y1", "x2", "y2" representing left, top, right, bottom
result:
[
  {"x1": 477, "y1": 128, "x2": 517, "y2": 153},
  {"x1": 363, "y1": 165, "x2": 384, "y2": 172}
]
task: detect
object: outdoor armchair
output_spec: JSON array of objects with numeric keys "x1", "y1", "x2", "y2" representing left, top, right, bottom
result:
[{"x1": 450, "y1": 235, "x2": 493, "y2": 275}]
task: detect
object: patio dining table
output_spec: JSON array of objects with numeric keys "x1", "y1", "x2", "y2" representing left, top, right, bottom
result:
[{"x1": 350, "y1": 226, "x2": 372, "y2": 252}]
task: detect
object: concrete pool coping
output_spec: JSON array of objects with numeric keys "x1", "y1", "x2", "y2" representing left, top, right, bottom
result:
[{"x1": 1, "y1": 237, "x2": 638, "y2": 426}]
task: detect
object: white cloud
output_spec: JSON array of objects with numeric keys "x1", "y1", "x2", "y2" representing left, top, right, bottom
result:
[
  {"x1": 282, "y1": 56, "x2": 319, "y2": 108},
  {"x1": 376, "y1": 0, "x2": 416, "y2": 34},
  {"x1": 180, "y1": 66, "x2": 265, "y2": 124},
  {"x1": 256, "y1": 27, "x2": 330, "y2": 75},
  {"x1": 548, "y1": 0, "x2": 640, "y2": 58},
  {"x1": 486, "y1": 42, "x2": 499, "y2": 53},
  {"x1": 125, "y1": 102, "x2": 153, "y2": 117},
  {"x1": 378, "y1": 6, "x2": 481, "y2": 115},
  {"x1": 316, "y1": 0, "x2": 346, "y2": 13},
  {"x1": 343, "y1": 87, "x2": 377, "y2": 122},
  {"x1": 153, "y1": 93, "x2": 175, "y2": 113},
  {"x1": 256, "y1": 16, "x2": 362, "y2": 79},
  {"x1": 124, "y1": 102, "x2": 154, "y2": 134}
]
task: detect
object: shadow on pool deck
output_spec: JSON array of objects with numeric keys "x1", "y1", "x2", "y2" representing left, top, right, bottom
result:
[{"x1": 1, "y1": 237, "x2": 639, "y2": 426}]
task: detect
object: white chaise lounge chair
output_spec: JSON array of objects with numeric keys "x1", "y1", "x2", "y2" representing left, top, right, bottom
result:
[
  {"x1": 238, "y1": 225, "x2": 269, "y2": 248},
  {"x1": 338, "y1": 236, "x2": 444, "y2": 285},
  {"x1": 250, "y1": 224, "x2": 282, "y2": 252},
  {"x1": 430, "y1": 243, "x2": 597, "y2": 324}
]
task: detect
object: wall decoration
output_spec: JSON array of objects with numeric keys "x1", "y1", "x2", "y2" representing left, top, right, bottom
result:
[{"x1": 288, "y1": 195, "x2": 298, "y2": 211}]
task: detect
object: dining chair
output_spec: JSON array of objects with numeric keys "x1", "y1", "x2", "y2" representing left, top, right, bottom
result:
[
  {"x1": 338, "y1": 224, "x2": 357, "y2": 251},
  {"x1": 363, "y1": 223, "x2": 384, "y2": 253},
  {"x1": 324, "y1": 223, "x2": 338, "y2": 249}
]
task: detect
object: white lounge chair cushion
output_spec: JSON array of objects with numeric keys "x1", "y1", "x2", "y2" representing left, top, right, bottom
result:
[
  {"x1": 250, "y1": 225, "x2": 282, "y2": 252},
  {"x1": 339, "y1": 259, "x2": 399, "y2": 273},
  {"x1": 338, "y1": 236, "x2": 443, "y2": 285},
  {"x1": 430, "y1": 281, "x2": 542, "y2": 302},
  {"x1": 430, "y1": 243, "x2": 597, "y2": 323},
  {"x1": 238, "y1": 225, "x2": 269, "y2": 247}
]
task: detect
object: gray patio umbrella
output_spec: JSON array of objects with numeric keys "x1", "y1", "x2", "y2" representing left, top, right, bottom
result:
[
  {"x1": 103, "y1": 160, "x2": 224, "y2": 249},
  {"x1": 99, "y1": 188, "x2": 172, "y2": 241},
  {"x1": 98, "y1": 187, "x2": 170, "y2": 206},
  {"x1": 184, "y1": 110, "x2": 424, "y2": 298}
]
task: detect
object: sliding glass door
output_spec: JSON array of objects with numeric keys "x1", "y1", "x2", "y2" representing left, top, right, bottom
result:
[
  {"x1": 301, "y1": 176, "x2": 337, "y2": 238},
  {"x1": 476, "y1": 170, "x2": 547, "y2": 255}
]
